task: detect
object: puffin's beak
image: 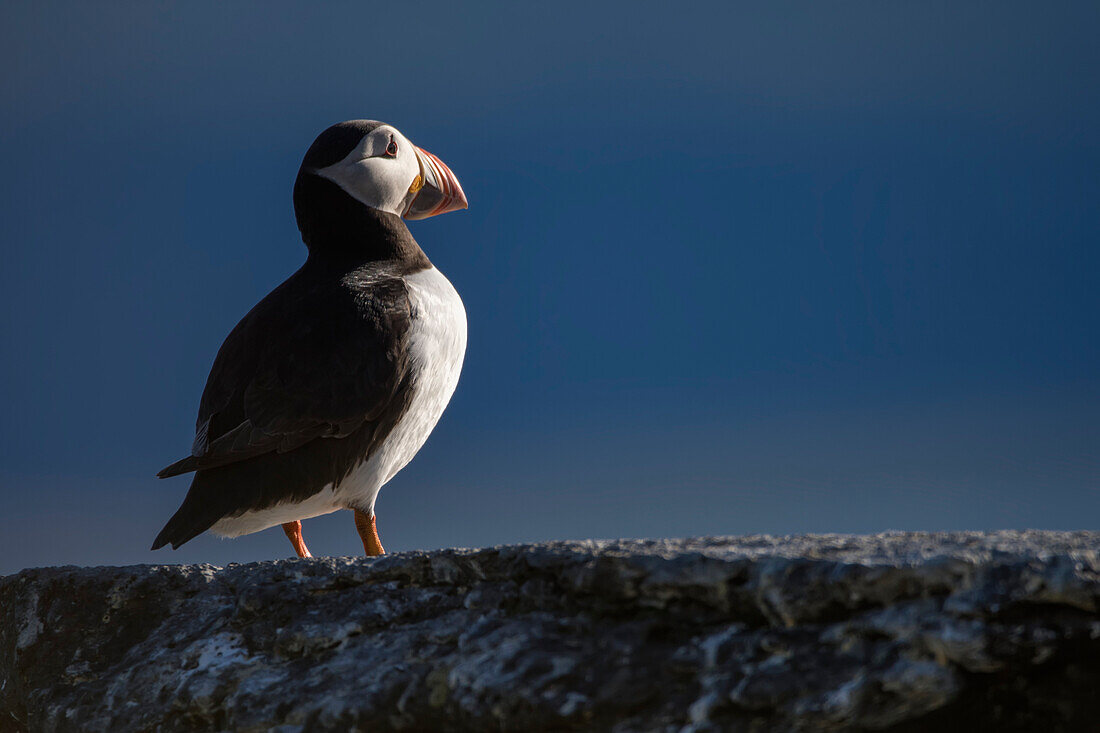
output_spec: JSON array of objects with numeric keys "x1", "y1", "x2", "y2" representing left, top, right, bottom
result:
[{"x1": 403, "y1": 146, "x2": 468, "y2": 220}]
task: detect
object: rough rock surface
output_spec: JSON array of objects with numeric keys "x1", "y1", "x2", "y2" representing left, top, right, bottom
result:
[{"x1": 2, "y1": 531, "x2": 1099, "y2": 732}]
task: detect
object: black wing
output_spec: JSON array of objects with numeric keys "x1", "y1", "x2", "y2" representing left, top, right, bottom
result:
[{"x1": 157, "y1": 264, "x2": 413, "y2": 478}]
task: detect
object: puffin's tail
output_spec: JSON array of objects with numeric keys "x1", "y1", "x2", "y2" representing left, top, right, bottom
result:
[
  {"x1": 151, "y1": 506, "x2": 214, "y2": 550},
  {"x1": 151, "y1": 476, "x2": 224, "y2": 550}
]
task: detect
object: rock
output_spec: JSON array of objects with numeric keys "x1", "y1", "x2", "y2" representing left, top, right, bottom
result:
[{"x1": 2, "y1": 531, "x2": 1099, "y2": 732}]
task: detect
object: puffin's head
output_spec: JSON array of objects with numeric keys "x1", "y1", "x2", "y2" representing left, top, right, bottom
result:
[{"x1": 293, "y1": 120, "x2": 467, "y2": 237}]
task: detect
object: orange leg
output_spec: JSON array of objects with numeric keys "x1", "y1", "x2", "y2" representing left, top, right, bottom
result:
[
  {"x1": 282, "y1": 520, "x2": 312, "y2": 558},
  {"x1": 353, "y1": 509, "x2": 385, "y2": 556}
]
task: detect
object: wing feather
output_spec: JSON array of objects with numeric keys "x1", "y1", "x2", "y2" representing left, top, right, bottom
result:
[{"x1": 157, "y1": 263, "x2": 412, "y2": 478}]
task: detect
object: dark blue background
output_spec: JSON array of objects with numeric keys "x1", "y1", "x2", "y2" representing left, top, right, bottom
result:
[{"x1": 3, "y1": 2, "x2": 1097, "y2": 574}]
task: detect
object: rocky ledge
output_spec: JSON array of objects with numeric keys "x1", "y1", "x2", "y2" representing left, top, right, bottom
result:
[{"x1": 2, "y1": 531, "x2": 1099, "y2": 732}]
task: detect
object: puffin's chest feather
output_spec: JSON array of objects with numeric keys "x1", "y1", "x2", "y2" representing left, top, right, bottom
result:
[
  {"x1": 336, "y1": 265, "x2": 467, "y2": 503},
  {"x1": 404, "y1": 266, "x2": 467, "y2": 385}
]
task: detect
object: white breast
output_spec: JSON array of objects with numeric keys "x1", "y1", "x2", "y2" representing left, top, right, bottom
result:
[
  {"x1": 210, "y1": 266, "x2": 466, "y2": 538},
  {"x1": 334, "y1": 265, "x2": 467, "y2": 512}
]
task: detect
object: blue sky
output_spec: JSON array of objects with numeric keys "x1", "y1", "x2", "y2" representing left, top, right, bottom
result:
[{"x1": 2, "y1": 2, "x2": 1097, "y2": 573}]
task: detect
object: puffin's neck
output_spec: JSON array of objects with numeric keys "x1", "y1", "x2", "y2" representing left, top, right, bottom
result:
[{"x1": 293, "y1": 176, "x2": 431, "y2": 271}]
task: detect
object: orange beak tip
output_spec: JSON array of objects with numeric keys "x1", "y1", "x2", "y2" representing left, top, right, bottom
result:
[{"x1": 405, "y1": 145, "x2": 468, "y2": 220}]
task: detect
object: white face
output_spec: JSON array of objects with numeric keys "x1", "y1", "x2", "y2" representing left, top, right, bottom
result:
[{"x1": 314, "y1": 125, "x2": 421, "y2": 216}]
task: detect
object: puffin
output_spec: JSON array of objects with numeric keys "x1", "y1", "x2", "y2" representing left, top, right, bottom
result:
[{"x1": 152, "y1": 120, "x2": 468, "y2": 558}]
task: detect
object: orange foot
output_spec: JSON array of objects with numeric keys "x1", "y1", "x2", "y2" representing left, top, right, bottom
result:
[
  {"x1": 353, "y1": 509, "x2": 385, "y2": 556},
  {"x1": 282, "y1": 520, "x2": 312, "y2": 558}
]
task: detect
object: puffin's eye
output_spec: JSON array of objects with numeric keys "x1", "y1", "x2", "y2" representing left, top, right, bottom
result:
[{"x1": 385, "y1": 137, "x2": 398, "y2": 157}]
